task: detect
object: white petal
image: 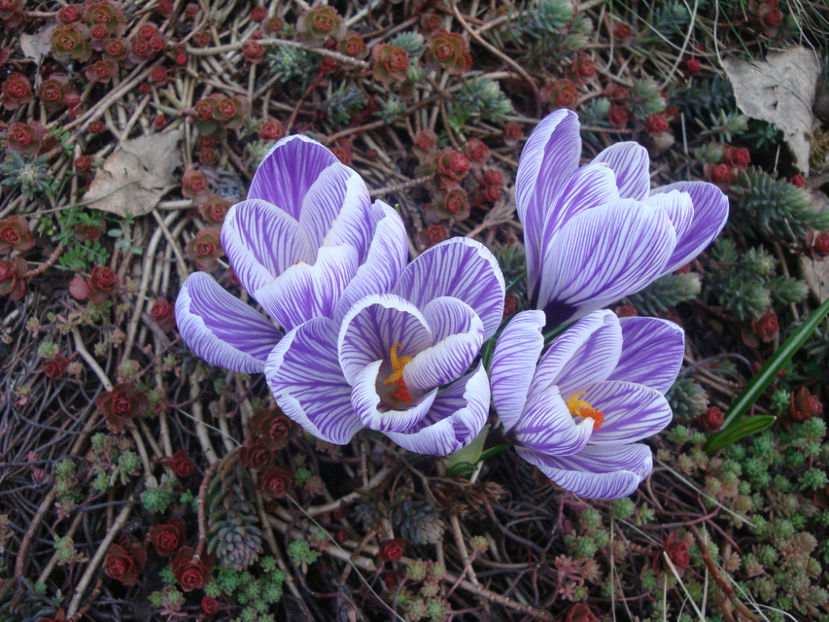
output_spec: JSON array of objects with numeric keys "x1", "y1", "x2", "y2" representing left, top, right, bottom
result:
[{"x1": 490, "y1": 310, "x2": 545, "y2": 432}]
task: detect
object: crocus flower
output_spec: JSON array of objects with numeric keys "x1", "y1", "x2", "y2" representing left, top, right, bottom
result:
[
  {"x1": 517, "y1": 109, "x2": 728, "y2": 325},
  {"x1": 266, "y1": 237, "x2": 505, "y2": 454},
  {"x1": 175, "y1": 135, "x2": 407, "y2": 373},
  {"x1": 490, "y1": 309, "x2": 683, "y2": 499}
]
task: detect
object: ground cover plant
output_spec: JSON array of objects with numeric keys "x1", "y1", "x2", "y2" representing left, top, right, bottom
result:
[{"x1": 1, "y1": 1, "x2": 828, "y2": 621}]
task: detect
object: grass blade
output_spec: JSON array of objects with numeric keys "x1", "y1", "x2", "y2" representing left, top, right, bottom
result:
[
  {"x1": 704, "y1": 415, "x2": 776, "y2": 453},
  {"x1": 704, "y1": 296, "x2": 829, "y2": 453}
]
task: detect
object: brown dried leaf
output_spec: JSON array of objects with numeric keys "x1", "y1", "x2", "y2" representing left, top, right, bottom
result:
[
  {"x1": 82, "y1": 130, "x2": 182, "y2": 217},
  {"x1": 800, "y1": 191, "x2": 829, "y2": 302},
  {"x1": 19, "y1": 24, "x2": 55, "y2": 64},
  {"x1": 723, "y1": 47, "x2": 820, "y2": 173}
]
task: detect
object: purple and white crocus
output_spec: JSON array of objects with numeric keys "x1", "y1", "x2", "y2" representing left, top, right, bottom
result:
[
  {"x1": 490, "y1": 309, "x2": 684, "y2": 499},
  {"x1": 175, "y1": 135, "x2": 407, "y2": 374},
  {"x1": 266, "y1": 237, "x2": 505, "y2": 454},
  {"x1": 517, "y1": 109, "x2": 729, "y2": 325}
]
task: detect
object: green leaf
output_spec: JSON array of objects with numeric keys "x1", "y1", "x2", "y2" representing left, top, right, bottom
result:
[
  {"x1": 444, "y1": 425, "x2": 489, "y2": 475},
  {"x1": 704, "y1": 296, "x2": 829, "y2": 453},
  {"x1": 704, "y1": 415, "x2": 776, "y2": 453}
]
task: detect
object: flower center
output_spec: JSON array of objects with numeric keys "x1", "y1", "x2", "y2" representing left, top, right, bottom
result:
[
  {"x1": 566, "y1": 392, "x2": 604, "y2": 430},
  {"x1": 382, "y1": 343, "x2": 413, "y2": 403}
]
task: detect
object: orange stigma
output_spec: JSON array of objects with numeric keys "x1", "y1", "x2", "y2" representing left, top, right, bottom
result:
[
  {"x1": 383, "y1": 343, "x2": 414, "y2": 404},
  {"x1": 566, "y1": 392, "x2": 604, "y2": 430}
]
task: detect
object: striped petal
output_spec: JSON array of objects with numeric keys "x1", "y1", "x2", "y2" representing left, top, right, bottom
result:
[
  {"x1": 515, "y1": 109, "x2": 582, "y2": 288},
  {"x1": 300, "y1": 163, "x2": 372, "y2": 254},
  {"x1": 513, "y1": 383, "x2": 593, "y2": 456},
  {"x1": 392, "y1": 237, "x2": 505, "y2": 338},
  {"x1": 385, "y1": 364, "x2": 490, "y2": 456},
  {"x1": 529, "y1": 310, "x2": 620, "y2": 402},
  {"x1": 516, "y1": 443, "x2": 652, "y2": 499},
  {"x1": 254, "y1": 245, "x2": 360, "y2": 331},
  {"x1": 350, "y1": 359, "x2": 437, "y2": 433},
  {"x1": 644, "y1": 190, "x2": 693, "y2": 248},
  {"x1": 654, "y1": 181, "x2": 729, "y2": 273},
  {"x1": 265, "y1": 317, "x2": 362, "y2": 444},
  {"x1": 537, "y1": 200, "x2": 676, "y2": 325},
  {"x1": 221, "y1": 199, "x2": 313, "y2": 296},
  {"x1": 577, "y1": 380, "x2": 673, "y2": 445},
  {"x1": 176, "y1": 272, "x2": 282, "y2": 373},
  {"x1": 334, "y1": 201, "x2": 409, "y2": 321},
  {"x1": 248, "y1": 135, "x2": 339, "y2": 220},
  {"x1": 539, "y1": 163, "x2": 620, "y2": 249},
  {"x1": 337, "y1": 294, "x2": 433, "y2": 385},
  {"x1": 404, "y1": 297, "x2": 484, "y2": 391},
  {"x1": 490, "y1": 310, "x2": 545, "y2": 432},
  {"x1": 608, "y1": 317, "x2": 685, "y2": 393},
  {"x1": 592, "y1": 142, "x2": 651, "y2": 200}
]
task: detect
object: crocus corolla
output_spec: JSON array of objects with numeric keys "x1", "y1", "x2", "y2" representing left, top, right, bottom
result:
[
  {"x1": 517, "y1": 109, "x2": 728, "y2": 325},
  {"x1": 489, "y1": 309, "x2": 684, "y2": 499},
  {"x1": 265, "y1": 238, "x2": 506, "y2": 454},
  {"x1": 175, "y1": 135, "x2": 407, "y2": 373}
]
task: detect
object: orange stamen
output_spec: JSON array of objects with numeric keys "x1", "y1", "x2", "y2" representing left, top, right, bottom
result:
[
  {"x1": 566, "y1": 392, "x2": 604, "y2": 430},
  {"x1": 383, "y1": 343, "x2": 414, "y2": 404}
]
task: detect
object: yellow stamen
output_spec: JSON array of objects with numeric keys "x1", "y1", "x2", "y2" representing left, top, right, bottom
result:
[
  {"x1": 566, "y1": 392, "x2": 604, "y2": 430},
  {"x1": 383, "y1": 343, "x2": 413, "y2": 385}
]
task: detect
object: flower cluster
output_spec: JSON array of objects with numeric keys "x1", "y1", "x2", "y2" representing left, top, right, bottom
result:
[
  {"x1": 192, "y1": 93, "x2": 251, "y2": 137},
  {"x1": 69, "y1": 265, "x2": 119, "y2": 303},
  {"x1": 1, "y1": 71, "x2": 33, "y2": 110},
  {"x1": 424, "y1": 30, "x2": 471, "y2": 75},
  {"x1": 372, "y1": 44, "x2": 409, "y2": 84},
  {"x1": 176, "y1": 112, "x2": 728, "y2": 499},
  {"x1": 96, "y1": 382, "x2": 149, "y2": 432},
  {"x1": 0, "y1": 215, "x2": 35, "y2": 255},
  {"x1": 104, "y1": 541, "x2": 146, "y2": 586},
  {"x1": 0, "y1": 256, "x2": 28, "y2": 301},
  {"x1": 297, "y1": 5, "x2": 345, "y2": 46},
  {"x1": 5, "y1": 121, "x2": 47, "y2": 156},
  {"x1": 702, "y1": 143, "x2": 751, "y2": 190}
]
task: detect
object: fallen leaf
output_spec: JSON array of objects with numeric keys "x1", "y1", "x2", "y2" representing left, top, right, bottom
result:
[
  {"x1": 723, "y1": 47, "x2": 820, "y2": 173},
  {"x1": 82, "y1": 130, "x2": 182, "y2": 218},
  {"x1": 799, "y1": 191, "x2": 829, "y2": 303},
  {"x1": 19, "y1": 24, "x2": 55, "y2": 65}
]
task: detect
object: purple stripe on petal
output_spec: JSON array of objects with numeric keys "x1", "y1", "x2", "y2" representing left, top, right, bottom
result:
[
  {"x1": 490, "y1": 310, "x2": 545, "y2": 432},
  {"x1": 337, "y1": 294, "x2": 433, "y2": 385},
  {"x1": 299, "y1": 163, "x2": 370, "y2": 252},
  {"x1": 350, "y1": 360, "x2": 437, "y2": 433},
  {"x1": 248, "y1": 135, "x2": 339, "y2": 220},
  {"x1": 592, "y1": 142, "x2": 651, "y2": 200},
  {"x1": 393, "y1": 237, "x2": 505, "y2": 338},
  {"x1": 537, "y1": 201, "x2": 676, "y2": 322},
  {"x1": 529, "y1": 310, "x2": 616, "y2": 401},
  {"x1": 514, "y1": 383, "x2": 593, "y2": 456},
  {"x1": 644, "y1": 190, "x2": 693, "y2": 244},
  {"x1": 540, "y1": 163, "x2": 620, "y2": 245},
  {"x1": 515, "y1": 110, "x2": 581, "y2": 288},
  {"x1": 516, "y1": 443, "x2": 651, "y2": 499},
  {"x1": 578, "y1": 380, "x2": 672, "y2": 444},
  {"x1": 552, "y1": 313, "x2": 622, "y2": 397},
  {"x1": 404, "y1": 297, "x2": 484, "y2": 390},
  {"x1": 221, "y1": 199, "x2": 313, "y2": 296},
  {"x1": 608, "y1": 317, "x2": 685, "y2": 393},
  {"x1": 176, "y1": 272, "x2": 282, "y2": 373},
  {"x1": 654, "y1": 181, "x2": 729, "y2": 273},
  {"x1": 265, "y1": 317, "x2": 362, "y2": 444},
  {"x1": 254, "y1": 245, "x2": 359, "y2": 332},
  {"x1": 386, "y1": 364, "x2": 490, "y2": 456},
  {"x1": 334, "y1": 201, "x2": 408, "y2": 321},
  {"x1": 321, "y1": 174, "x2": 373, "y2": 259}
]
